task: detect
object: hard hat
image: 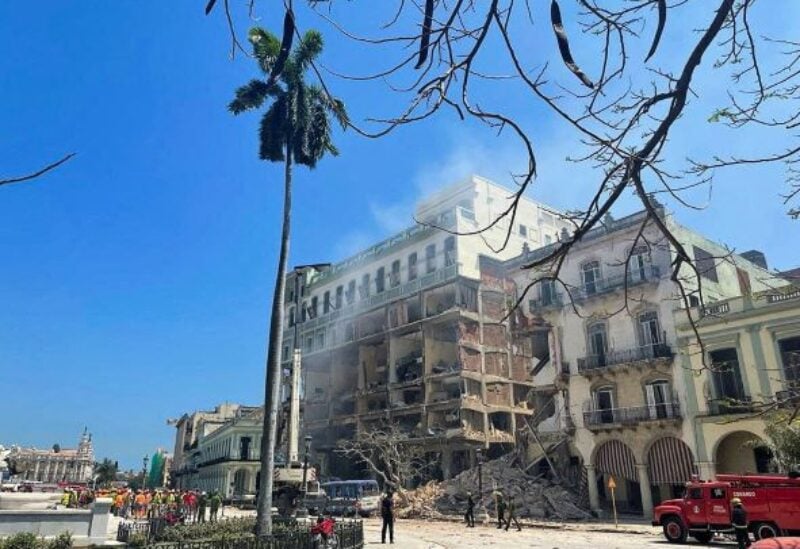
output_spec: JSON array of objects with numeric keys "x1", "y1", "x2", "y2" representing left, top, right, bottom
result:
[{"x1": 731, "y1": 497, "x2": 742, "y2": 505}]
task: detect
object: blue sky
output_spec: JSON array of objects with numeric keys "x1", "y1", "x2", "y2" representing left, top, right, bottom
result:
[{"x1": 1, "y1": 2, "x2": 797, "y2": 469}]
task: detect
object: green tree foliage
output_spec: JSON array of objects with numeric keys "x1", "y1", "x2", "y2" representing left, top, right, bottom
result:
[
  {"x1": 762, "y1": 413, "x2": 800, "y2": 473},
  {"x1": 93, "y1": 458, "x2": 118, "y2": 487}
]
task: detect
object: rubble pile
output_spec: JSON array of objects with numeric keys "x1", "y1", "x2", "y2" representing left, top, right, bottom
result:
[{"x1": 397, "y1": 454, "x2": 591, "y2": 521}]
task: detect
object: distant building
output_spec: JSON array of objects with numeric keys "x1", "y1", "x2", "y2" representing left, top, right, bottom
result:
[
  {"x1": 6, "y1": 429, "x2": 94, "y2": 484},
  {"x1": 167, "y1": 403, "x2": 260, "y2": 490}
]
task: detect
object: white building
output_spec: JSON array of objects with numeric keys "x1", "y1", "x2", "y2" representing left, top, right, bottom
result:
[
  {"x1": 6, "y1": 430, "x2": 94, "y2": 484},
  {"x1": 502, "y1": 205, "x2": 786, "y2": 517}
]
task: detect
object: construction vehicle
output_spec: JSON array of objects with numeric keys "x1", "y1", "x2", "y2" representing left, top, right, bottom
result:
[{"x1": 653, "y1": 473, "x2": 800, "y2": 543}]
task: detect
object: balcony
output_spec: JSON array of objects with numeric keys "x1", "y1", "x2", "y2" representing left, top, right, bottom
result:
[
  {"x1": 577, "y1": 343, "x2": 673, "y2": 375},
  {"x1": 583, "y1": 401, "x2": 681, "y2": 429},
  {"x1": 529, "y1": 292, "x2": 564, "y2": 310},
  {"x1": 575, "y1": 265, "x2": 661, "y2": 301},
  {"x1": 706, "y1": 396, "x2": 754, "y2": 416}
]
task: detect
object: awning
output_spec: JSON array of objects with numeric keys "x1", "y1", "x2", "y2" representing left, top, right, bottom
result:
[
  {"x1": 647, "y1": 436, "x2": 696, "y2": 485},
  {"x1": 595, "y1": 439, "x2": 637, "y2": 482}
]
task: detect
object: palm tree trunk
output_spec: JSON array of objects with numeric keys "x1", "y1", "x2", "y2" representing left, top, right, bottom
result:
[{"x1": 255, "y1": 137, "x2": 293, "y2": 537}]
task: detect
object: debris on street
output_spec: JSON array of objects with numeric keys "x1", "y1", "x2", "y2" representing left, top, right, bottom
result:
[{"x1": 397, "y1": 454, "x2": 591, "y2": 521}]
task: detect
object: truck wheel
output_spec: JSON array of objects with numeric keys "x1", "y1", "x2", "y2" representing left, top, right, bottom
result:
[
  {"x1": 663, "y1": 517, "x2": 688, "y2": 544},
  {"x1": 753, "y1": 522, "x2": 779, "y2": 540},
  {"x1": 691, "y1": 532, "x2": 713, "y2": 544}
]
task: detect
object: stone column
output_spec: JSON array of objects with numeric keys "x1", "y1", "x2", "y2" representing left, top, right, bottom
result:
[
  {"x1": 441, "y1": 448, "x2": 453, "y2": 480},
  {"x1": 33, "y1": 458, "x2": 41, "y2": 480},
  {"x1": 586, "y1": 465, "x2": 600, "y2": 513},
  {"x1": 636, "y1": 464, "x2": 654, "y2": 519},
  {"x1": 697, "y1": 461, "x2": 716, "y2": 481}
]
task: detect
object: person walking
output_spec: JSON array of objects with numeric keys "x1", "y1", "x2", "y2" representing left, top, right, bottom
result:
[
  {"x1": 495, "y1": 492, "x2": 506, "y2": 529},
  {"x1": 504, "y1": 495, "x2": 522, "y2": 531},
  {"x1": 731, "y1": 498, "x2": 751, "y2": 549},
  {"x1": 380, "y1": 489, "x2": 395, "y2": 544},
  {"x1": 464, "y1": 491, "x2": 475, "y2": 527},
  {"x1": 209, "y1": 492, "x2": 222, "y2": 522}
]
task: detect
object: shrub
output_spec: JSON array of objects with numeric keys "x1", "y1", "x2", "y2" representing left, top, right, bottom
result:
[{"x1": 0, "y1": 531, "x2": 72, "y2": 549}]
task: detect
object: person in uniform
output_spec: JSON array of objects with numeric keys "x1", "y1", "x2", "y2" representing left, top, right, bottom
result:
[
  {"x1": 504, "y1": 494, "x2": 522, "y2": 531},
  {"x1": 731, "y1": 497, "x2": 751, "y2": 549},
  {"x1": 495, "y1": 492, "x2": 506, "y2": 529},
  {"x1": 464, "y1": 491, "x2": 475, "y2": 527}
]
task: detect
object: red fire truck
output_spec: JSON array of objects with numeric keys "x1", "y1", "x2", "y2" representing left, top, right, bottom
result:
[{"x1": 653, "y1": 473, "x2": 800, "y2": 544}]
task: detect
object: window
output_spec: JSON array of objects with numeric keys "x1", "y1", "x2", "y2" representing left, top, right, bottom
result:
[
  {"x1": 582, "y1": 261, "x2": 602, "y2": 295},
  {"x1": 694, "y1": 246, "x2": 719, "y2": 283},
  {"x1": 519, "y1": 224, "x2": 528, "y2": 237},
  {"x1": 779, "y1": 337, "x2": 800, "y2": 384},
  {"x1": 710, "y1": 348, "x2": 746, "y2": 401},
  {"x1": 288, "y1": 306, "x2": 295, "y2": 327},
  {"x1": 638, "y1": 311, "x2": 663, "y2": 349},
  {"x1": 360, "y1": 274, "x2": 370, "y2": 299},
  {"x1": 305, "y1": 336, "x2": 314, "y2": 352},
  {"x1": 630, "y1": 246, "x2": 651, "y2": 282},
  {"x1": 301, "y1": 301, "x2": 307, "y2": 322},
  {"x1": 323, "y1": 291, "x2": 331, "y2": 314},
  {"x1": 540, "y1": 279, "x2": 556, "y2": 306},
  {"x1": 593, "y1": 386, "x2": 615, "y2": 424},
  {"x1": 646, "y1": 380, "x2": 672, "y2": 419},
  {"x1": 408, "y1": 253, "x2": 418, "y2": 281},
  {"x1": 688, "y1": 488, "x2": 703, "y2": 500},
  {"x1": 426, "y1": 244, "x2": 436, "y2": 273},
  {"x1": 711, "y1": 487, "x2": 727, "y2": 499},
  {"x1": 444, "y1": 236, "x2": 456, "y2": 267},
  {"x1": 376, "y1": 267, "x2": 385, "y2": 293},
  {"x1": 346, "y1": 280, "x2": 356, "y2": 304},
  {"x1": 587, "y1": 322, "x2": 608, "y2": 367},
  {"x1": 310, "y1": 296, "x2": 318, "y2": 318},
  {"x1": 316, "y1": 331, "x2": 325, "y2": 349},
  {"x1": 240, "y1": 437, "x2": 251, "y2": 461},
  {"x1": 335, "y1": 285, "x2": 343, "y2": 309},
  {"x1": 544, "y1": 234, "x2": 552, "y2": 245},
  {"x1": 282, "y1": 346, "x2": 289, "y2": 362},
  {"x1": 390, "y1": 260, "x2": 401, "y2": 288}
]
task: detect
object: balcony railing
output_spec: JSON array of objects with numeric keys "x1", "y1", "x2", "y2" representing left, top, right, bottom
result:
[
  {"x1": 583, "y1": 401, "x2": 681, "y2": 427},
  {"x1": 575, "y1": 265, "x2": 661, "y2": 300},
  {"x1": 577, "y1": 343, "x2": 673, "y2": 372},
  {"x1": 706, "y1": 396, "x2": 754, "y2": 415},
  {"x1": 529, "y1": 292, "x2": 564, "y2": 310}
]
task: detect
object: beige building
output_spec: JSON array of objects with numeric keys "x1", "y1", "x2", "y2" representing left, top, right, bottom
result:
[
  {"x1": 676, "y1": 285, "x2": 800, "y2": 481},
  {"x1": 500, "y1": 205, "x2": 787, "y2": 518},
  {"x1": 6, "y1": 430, "x2": 94, "y2": 484},
  {"x1": 168, "y1": 402, "x2": 257, "y2": 489}
]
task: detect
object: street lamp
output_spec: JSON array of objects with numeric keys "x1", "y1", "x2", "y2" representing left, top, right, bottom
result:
[
  {"x1": 300, "y1": 435, "x2": 313, "y2": 516},
  {"x1": 142, "y1": 455, "x2": 149, "y2": 490}
]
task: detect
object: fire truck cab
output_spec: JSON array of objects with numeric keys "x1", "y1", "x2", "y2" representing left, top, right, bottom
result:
[{"x1": 653, "y1": 473, "x2": 800, "y2": 544}]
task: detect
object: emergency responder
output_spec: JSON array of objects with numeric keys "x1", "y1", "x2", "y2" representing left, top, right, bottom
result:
[
  {"x1": 495, "y1": 492, "x2": 506, "y2": 529},
  {"x1": 504, "y1": 494, "x2": 522, "y2": 531},
  {"x1": 464, "y1": 491, "x2": 475, "y2": 527},
  {"x1": 731, "y1": 497, "x2": 751, "y2": 549}
]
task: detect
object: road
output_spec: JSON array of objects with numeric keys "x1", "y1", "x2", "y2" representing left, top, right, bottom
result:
[{"x1": 361, "y1": 518, "x2": 741, "y2": 549}]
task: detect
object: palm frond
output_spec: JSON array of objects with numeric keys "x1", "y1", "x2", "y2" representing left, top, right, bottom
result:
[
  {"x1": 248, "y1": 27, "x2": 282, "y2": 75},
  {"x1": 229, "y1": 79, "x2": 277, "y2": 115},
  {"x1": 288, "y1": 30, "x2": 323, "y2": 79},
  {"x1": 259, "y1": 97, "x2": 288, "y2": 162}
]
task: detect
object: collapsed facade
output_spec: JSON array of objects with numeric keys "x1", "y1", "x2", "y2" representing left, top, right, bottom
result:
[{"x1": 285, "y1": 177, "x2": 571, "y2": 480}]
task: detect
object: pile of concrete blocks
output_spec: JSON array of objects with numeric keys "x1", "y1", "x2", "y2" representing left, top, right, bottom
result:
[{"x1": 398, "y1": 454, "x2": 591, "y2": 521}]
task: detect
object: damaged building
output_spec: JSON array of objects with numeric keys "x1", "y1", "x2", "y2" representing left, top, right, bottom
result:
[{"x1": 283, "y1": 176, "x2": 572, "y2": 480}]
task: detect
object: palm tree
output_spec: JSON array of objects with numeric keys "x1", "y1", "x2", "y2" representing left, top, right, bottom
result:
[
  {"x1": 229, "y1": 26, "x2": 346, "y2": 536},
  {"x1": 93, "y1": 458, "x2": 118, "y2": 487}
]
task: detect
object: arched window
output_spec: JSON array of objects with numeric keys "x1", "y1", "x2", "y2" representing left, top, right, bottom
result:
[{"x1": 592, "y1": 385, "x2": 616, "y2": 424}]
